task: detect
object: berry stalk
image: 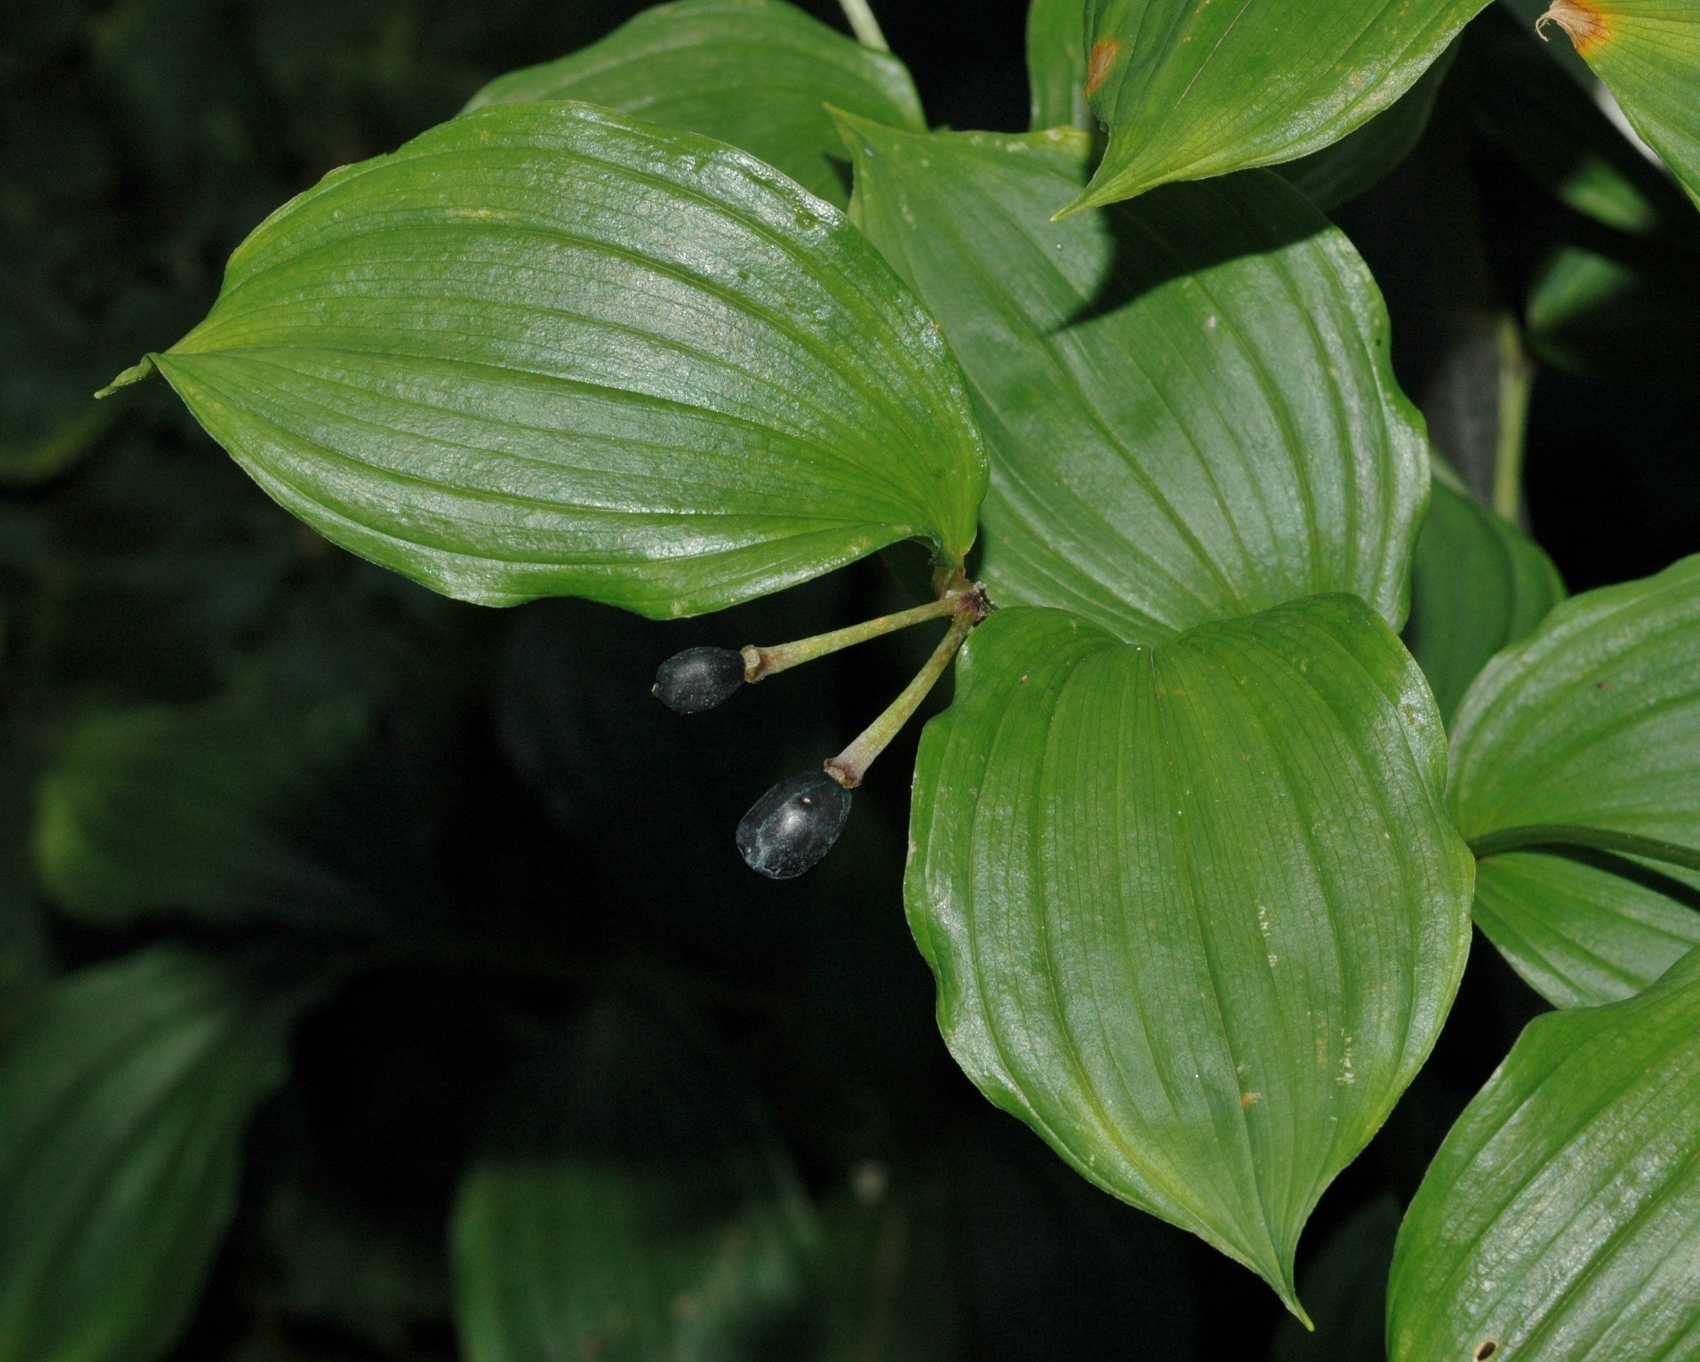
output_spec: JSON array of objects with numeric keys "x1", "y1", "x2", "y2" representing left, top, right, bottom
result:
[
  {"x1": 825, "y1": 601, "x2": 980, "y2": 790},
  {"x1": 742, "y1": 592, "x2": 970, "y2": 683}
]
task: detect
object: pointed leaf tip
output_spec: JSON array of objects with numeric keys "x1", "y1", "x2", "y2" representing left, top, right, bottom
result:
[
  {"x1": 93, "y1": 355, "x2": 156, "y2": 400},
  {"x1": 1538, "y1": 0, "x2": 1614, "y2": 56},
  {"x1": 906, "y1": 600, "x2": 1472, "y2": 1315},
  {"x1": 1077, "y1": 0, "x2": 1486, "y2": 208},
  {"x1": 141, "y1": 103, "x2": 988, "y2": 616}
]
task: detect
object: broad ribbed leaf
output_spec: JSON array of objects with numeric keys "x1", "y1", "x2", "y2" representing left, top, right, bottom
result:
[
  {"x1": 1034, "y1": 0, "x2": 1455, "y2": 201},
  {"x1": 1274, "y1": 41, "x2": 1458, "y2": 212},
  {"x1": 0, "y1": 946, "x2": 296, "y2": 1362},
  {"x1": 1540, "y1": 0, "x2": 1700, "y2": 210},
  {"x1": 1404, "y1": 474, "x2": 1565, "y2": 723},
  {"x1": 452, "y1": 995, "x2": 816, "y2": 1362},
  {"x1": 841, "y1": 119, "x2": 1427, "y2": 645},
  {"x1": 1028, "y1": 0, "x2": 1094, "y2": 130},
  {"x1": 1071, "y1": 0, "x2": 1490, "y2": 210},
  {"x1": 1449, "y1": 555, "x2": 1700, "y2": 1007},
  {"x1": 1271, "y1": 1194, "x2": 1400, "y2": 1362},
  {"x1": 906, "y1": 597, "x2": 1474, "y2": 1316},
  {"x1": 118, "y1": 102, "x2": 987, "y2": 617},
  {"x1": 461, "y1": 0, "x2": 926, "y2": 207},
  {"x1": 1388, "y1": 945, "x2": 1700, "y2": 1362}
]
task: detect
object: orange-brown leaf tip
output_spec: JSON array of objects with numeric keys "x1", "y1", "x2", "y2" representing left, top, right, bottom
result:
[{"x1": 1537, "y1": 0, "x2": 1613, "y2": 57}]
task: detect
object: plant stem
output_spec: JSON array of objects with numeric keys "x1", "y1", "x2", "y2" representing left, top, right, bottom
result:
[
  {"x1": 838, "y1": 0, "x2": 889, "y2": 50},
  {"x1": 1493, "y1": 315, "x2": 1535, "y2": 525},
  {"x1": 826, "y1": 606, "x2": 978, "y2": 789},
  {"x1": 743, "y1": 595, "x2": 966, "y2": 683},
  {"x1": 1469, "y1": 824, "x2": 1700, "y2": 875}
]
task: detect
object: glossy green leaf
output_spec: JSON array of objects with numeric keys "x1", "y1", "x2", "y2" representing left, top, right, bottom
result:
[
  {"x1": 122, "y1": 101, "x2": 988, "y2": 618},
  {"x1": 1449, "y1": 555, "x2": 1700, "y2": 1007},
  {"x1": 905, "y1": 597, "x2": 1475, "y2": 1316},
  {"x1": 841, "y1": 119, "x2": 1427, "y2": 643},
  {"x1": 460, "y1": 0, "x2": 926, "y2": 208},
  {"x1": 0, "y1": 946, "x2": 298, "y2": 1362},
  {"x1": 1271, "y1": 1193, "x2": 1400, "y2": 1362},
  {"x1": 452, "y1": 995, "x2": 817, "y2": 1362},
  {"x1": 1028, "y1": 0, "x2": 1094, "y2": 130},
  {"x1": 1388, "y1": 944, "x2": 1700, "y2": 1362},
  {"x1": 1539, "y1": 0, "x2": 1700, "y2": 210},
  {"x1": 1275, "y1": 41, "x2": 1458, "y2": 213},
  {"x1": 1071, "y1": 0, "x2": 1490, "y2": 211},
  {"x1": 1404, "y1": 474, "x2": 1566, "y2": 724},
  {"x1": 32, "y1": 658, "x2": 370, "y2": 927}
]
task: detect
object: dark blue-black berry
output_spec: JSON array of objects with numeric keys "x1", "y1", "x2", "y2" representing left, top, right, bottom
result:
[
  {"x1": 736, "y1": 770, "x2": 852, "y2": 880},
  {"x1": 652, "y1": 646, "x2": 746, "y2": 714}
]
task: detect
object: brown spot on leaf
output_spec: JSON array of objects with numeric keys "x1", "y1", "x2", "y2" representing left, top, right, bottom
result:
[
  {"x1": 1085, "y1": 40, "x2": 1120, "y2": 96},
  {"x1": 1474, "y1": 1343, "x2": 1500, "y2": 1362},
  {"x1": 1538, "y1": 0, "x2": 1613, "y2": 56}
]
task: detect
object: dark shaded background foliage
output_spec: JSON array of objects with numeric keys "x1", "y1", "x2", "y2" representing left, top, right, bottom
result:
[{"x1": 0, "y1": 1, "x2": 1695, "y2": 1359}]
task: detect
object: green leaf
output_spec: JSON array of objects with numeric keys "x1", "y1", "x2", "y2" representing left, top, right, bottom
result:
[
  {"x1": 1526, "y1": 241, "x2": 1700, "y2": 390},
  {"x1": 452, "y1": 995, "x2": 817, "y2": 1362},
  {"x1": 1449, "y1": 555, "x2": 1700, "y2": 1008},
  {"x1": 0, "y1": 946, "x2": 298, "y2": 1362},
  {"x1": 260, "y1": 1177, "x2": 450, "y2": 1353},
  {"x1": 0, "y1": 403, "x2": 120, "y2": 489},
  {"x1": 1470, "y1": 10, "x2": 1700, "y2": 246},
  {"x1": 1539, "y1": 0, "x2": 1700, "y2": 211},
  {"x1": 133, "y1": 102, "x2": 988, "y2": 618},
  {"x1": 1028, "y1": 0, "x2": 1094, "y2": 130},
  {"x1": 1387, "y1": 944, "x2": 1700, "y2": 1362},
  {"x1": 1466, "y1": 10, "x2": 1700, "y2": 388},
  {"x1": 840, "y1": 119, "x2": 1427, "y2": 643},
  {"x1": 1271, "y1": 1193, "x2": 1400, "y2": 1362},
  {"x1": 905, "y1": 596, "x2": 1475, "y2": 1316},
  {"x1": 1404, "y1": 474, "x2": 1566, "y2": 724},
  {"x1": 32, "y1": 655, "x2": 371, "y2": 927},
  {"x1": 1274, "y1": 40, "x2": 1458, "y2": 213},
  {"x1": 460, "y1": 0, "x2": 926, "y2": 208},
  {"x1": 1071, "y1": 0, "x2": 1489, "y2": 210}
]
